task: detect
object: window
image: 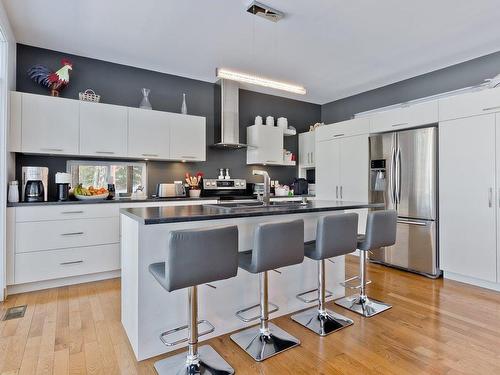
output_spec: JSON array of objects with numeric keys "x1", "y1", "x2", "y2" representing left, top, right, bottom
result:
[{"x1": 67, "y1": 160, "x2": 147, "y2": 194}]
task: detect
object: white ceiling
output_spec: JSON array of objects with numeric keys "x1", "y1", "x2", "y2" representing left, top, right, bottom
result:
[{"x1": 4, "y1": 0, "x2": 500, "y2": 104}]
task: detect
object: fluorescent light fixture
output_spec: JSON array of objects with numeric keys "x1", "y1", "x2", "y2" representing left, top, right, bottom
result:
[{"x1": 216, "y1": 68, "x2": 306, "y2": 95}]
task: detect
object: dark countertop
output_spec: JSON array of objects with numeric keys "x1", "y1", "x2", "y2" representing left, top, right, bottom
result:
[
  {"x1": 6, "y1": 195, "x2": 314, "y2": 207},
  {"x1": 120, "y1": 200, "x2": 384, "y2": 225},
  {"x1": 6, "y1": 196, "x2": 217, "y2": 207}
]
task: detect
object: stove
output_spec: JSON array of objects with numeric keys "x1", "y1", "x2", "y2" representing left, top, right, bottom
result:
[{"x1": 201, "y1": 178, "x2": 253, "y2": 200}]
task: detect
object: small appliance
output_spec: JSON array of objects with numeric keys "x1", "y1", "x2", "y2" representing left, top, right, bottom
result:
[
  {"x1": 22, "y1": 166, "x2": 48, "y2": 202},
  {"x1": 292, "y1": 178, "x2": 308, "y2": 195},
  {"x1": 156, "y1": 183, "x2": 186, "y2": 198},
  {"x1": 55, "y1": 172, "x2": 71, "y2": 201}
]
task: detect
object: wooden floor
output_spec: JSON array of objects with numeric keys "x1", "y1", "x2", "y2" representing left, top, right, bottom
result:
[{"x1": 2, "y1": 256, "x2": 500, "y2": 374}]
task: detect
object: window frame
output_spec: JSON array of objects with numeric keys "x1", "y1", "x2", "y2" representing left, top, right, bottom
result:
[{"x1": 66, "y1": 160, "x2": 147, "y2": 194}]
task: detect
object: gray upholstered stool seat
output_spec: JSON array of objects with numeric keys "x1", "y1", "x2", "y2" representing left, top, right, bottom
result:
[
  {"x1": 230, "y1": 219, "x2": 304, "y2": 362},
  {"x1": 291, "y1": 213, "x2": 358, "y2": 336},
  {"x1": 335, "y1": 210, "x2": 397, "y2": 318},
  {"x1": 149, "y1": 225, "x2": 239, "y2": 375}
]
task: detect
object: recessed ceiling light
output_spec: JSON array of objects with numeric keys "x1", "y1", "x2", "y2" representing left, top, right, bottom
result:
[{"x1": 216, "y1": 68, "x2": 306, "y2": 95}]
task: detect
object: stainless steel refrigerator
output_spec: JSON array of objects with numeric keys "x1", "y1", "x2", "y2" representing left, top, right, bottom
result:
[{"x1": 368, "y1": 127, "x2": 440, "y2": 278}]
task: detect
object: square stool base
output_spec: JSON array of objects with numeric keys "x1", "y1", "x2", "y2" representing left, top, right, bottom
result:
[
  {"x1": 153, "y1": 345, "x2": 234, "y2": 375},
  {"x1": 335, "y1": 295, "x2": 391, "y2": 317},
  {"x1": 230, "y1": 322, "x2": 300, "y2": 362},
  {"x1": 291, "y1": 307, "x2": 353, "y2": 336}
]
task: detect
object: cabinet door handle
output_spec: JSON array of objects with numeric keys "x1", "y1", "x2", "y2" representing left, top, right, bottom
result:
[
  {"x1": 95, "y1": 151, "x2": 115, "y2": 155},
  {"x1": 61, "y1": 210, "x2": 84, "y2": 214},
  {"x1": 333, "y1": 134, "x2": 344, "y2": 137},
  {"x1": 311, "y1": 152, "x2": 313, "y2": 163},
  {"x1": 483, "y1": 106, "x2": 500, "y2": 112},
  {"x1": 60, "y1": 260, "x2": 84, "y2": 265},
  {"x1": 391, "y1": 123, "x2": 408, "y2": 127},
  {"x1": 340, "y1": 186, "x2": 343, "y2": 199},
  {"x1": 266, "y1": 160, "x2": 278, "y2": 163},
  {"x1": 142, "y1": 153, "x2": 159, "y2": 157},
  {"x1": 489, "y1": 188, "x2": 493, "y2": 207},
  {"x1": 336, "y1": 186, "x2": 339, "y2": 199},
  {"x1": 40, "y1": 148, "x2": 63, "y2": 152},
  {"x1": 181, "y1": 156, "x2": 196, "y2": 159},
  {"x1": 308, "y1": 152, "x2": 311, "y2": 164},
  {"x1": 60, "y1": 232, "x2": 84, "y2": 236}
]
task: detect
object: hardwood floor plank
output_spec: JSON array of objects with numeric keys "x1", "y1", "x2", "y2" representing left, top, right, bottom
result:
[{"x1": 1, "y1": 256, "x2": 500, "y2": 374}]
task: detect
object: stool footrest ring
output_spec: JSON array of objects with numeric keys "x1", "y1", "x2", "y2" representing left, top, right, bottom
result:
[
  {"x1": 296, "y1": 288, "x2": 333, "y2": 303},
  {"x1": 341, "y1": 279, "x2": 372, "y2": 290},
  {"x1": 235, "y1": 302, "x2": 279, "y2": 322},
  {"x1": 159, "y1": 319, "x2": 215, "y2": 347}
]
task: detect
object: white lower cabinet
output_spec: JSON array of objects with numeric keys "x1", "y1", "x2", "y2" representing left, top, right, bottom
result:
[
  {"x1": 15, "y1": 244, "x2": 120, "y2": 284},
  {"x1": 439, "y1": 114, "x2": 498, "y2": 283},
  {"x1": 6, "y1": 200, "x2": 218, "y2": 291}
]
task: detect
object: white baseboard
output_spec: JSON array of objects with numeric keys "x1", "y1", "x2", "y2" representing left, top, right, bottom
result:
[
  {"x1": 443, "y1": 271, "x2": 500, "y2": 292},
  {"x1": 7, "y1": 270, "x2": 121, "y2": 295}
]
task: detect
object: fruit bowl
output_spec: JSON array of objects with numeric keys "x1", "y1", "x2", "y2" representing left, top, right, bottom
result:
[{"x1": 74, "y1": 192, "x2": 109, "y2": 201}]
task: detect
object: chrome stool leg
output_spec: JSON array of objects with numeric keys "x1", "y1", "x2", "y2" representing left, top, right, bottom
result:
[
  {"x1": 230, "y1": 271, "x2": 300, "y2": 362},
  {"x1": 291, "y1": 260, "x2": 353, "y2": 336},
  {"x1": 335, "y1": 251, "x2": 391, "y2": 317},
  {"x1": 154, "y1": 286, "x2": 234, "y2": 375}
]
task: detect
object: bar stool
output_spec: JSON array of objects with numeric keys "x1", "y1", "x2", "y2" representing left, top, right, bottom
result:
[
  {"x1": 335, "y1": 210, "x2": 397, "y2": 317},
  {"x1": 149, "y1": 225, "x2": 239, "y2": 375},
  {"x1": 230, "y1": 219, "x2": 304, "y2": 362},
  {"x1": 291, "y1": 213, "x2": 358, "y2": 336}
]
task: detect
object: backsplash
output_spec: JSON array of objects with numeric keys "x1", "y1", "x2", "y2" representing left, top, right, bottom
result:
[{"x1": 14, "y1": 44, "x2": 321, "y2": 198}]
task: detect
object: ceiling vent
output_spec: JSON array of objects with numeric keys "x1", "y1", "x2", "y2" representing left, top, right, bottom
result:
[{"x1": 246, "y1": 1, "x2": 284, "y2": 23}]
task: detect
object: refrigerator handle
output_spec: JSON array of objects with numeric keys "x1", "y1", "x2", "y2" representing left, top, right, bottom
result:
[
  {"x1": 389, "y1": 146, "x2": 397, "y2": 205},
  {"x1": 396, "y1": 147, "x2": 402, "y2": 204}
]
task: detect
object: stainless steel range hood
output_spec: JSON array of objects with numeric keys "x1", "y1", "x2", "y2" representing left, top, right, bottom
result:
[{"x1": 212, "y1": 79, "x2": 247, "y2": 149}]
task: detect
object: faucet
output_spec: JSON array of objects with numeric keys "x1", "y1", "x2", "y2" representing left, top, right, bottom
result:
[{"x1": 253, "y1": 170, "x2": 270, "y2": 205}]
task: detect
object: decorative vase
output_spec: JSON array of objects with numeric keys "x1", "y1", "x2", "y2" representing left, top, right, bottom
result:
[
  {"x1": 189, "y1": 189, "x2": 201, "y2": 198},
  {"x1": 140, "y1": 88, "x2": 152, "y2": 110},
  {"x1": 181, "y1": 93, "x2": 187, "y2": 114}
]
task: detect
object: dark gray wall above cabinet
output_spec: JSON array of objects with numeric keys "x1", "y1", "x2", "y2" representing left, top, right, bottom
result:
[
  {"x1": 322, "y1": 49, "x2": 500, "y2": 123},
  {"x1": 15, "y1": 44, "x2": 321, "y2": 196}
]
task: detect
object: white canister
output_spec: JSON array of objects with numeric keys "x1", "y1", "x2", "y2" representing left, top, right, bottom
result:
[
  {"x1": 277, "y1": 117, "x2": 288, "y2": 129},
  {"x1": 8, "y1": 181, "x2": 19, "y2": 203},
  {"x1": 266, "y1": 116, "x2": 274, "y2": 126},
  {"x1": 255, "y1": 116, "x2": 263, "y2": 125}
]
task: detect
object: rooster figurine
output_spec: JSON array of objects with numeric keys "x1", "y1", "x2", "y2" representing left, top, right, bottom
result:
[{"x1": 27, "y1": 59, "x2": 73, "y2": 96}]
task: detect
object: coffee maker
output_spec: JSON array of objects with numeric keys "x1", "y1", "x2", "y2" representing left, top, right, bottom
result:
[
  {"x1": 55, "y1": 172, "x2": 71, "y2": 201},
  {"x1": 22, "y1": 167, "x2": 48, "y2": 202}
]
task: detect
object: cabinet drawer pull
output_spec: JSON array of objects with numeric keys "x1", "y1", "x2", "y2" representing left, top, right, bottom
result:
[
  {"x1": 333, "y1": 134, "x2": 344, "y2": 137},
  {"x1": 142, "y1": 153, "x2": 159, "y2": 157},
  {"x1": 40, "y1": 148, "x2": 63, "y2": 152},
  {"x1": 181, "y1": 156, "x2": 196, "y2": 159},
  {"x1": 60, "y1": 232, "x2": 84, "y2": 236},
  {"x1": 60, "y1": 260, "x2": 84, "y2": 265},
  {"x1": 95, "y1": 151, "x2": 115, "y2": 154},
  {"x1": 482, "y1": 106, "x2": 500, "y2": 112},
  {"x1": 61, "y1": 210, "x2": 84, "y2": 214},
  {"x1": 266, "y1": 160, "x2": 278, "y2": 163},
  {"x1": 391, "y1": 123, "x2": 408, "y2": 127}
]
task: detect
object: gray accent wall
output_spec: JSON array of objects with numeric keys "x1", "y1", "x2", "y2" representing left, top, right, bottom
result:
[
  {"x1": 322, "y1": 50, "x2": 500, "y2": 123},
  {"x1": 16, "y1": 44, "x2": 321, "y2": 197}
]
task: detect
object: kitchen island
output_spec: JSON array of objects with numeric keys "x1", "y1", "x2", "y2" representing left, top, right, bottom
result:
[{"x1": 120, "y1": 200, "x2": 383, "y2": 360}]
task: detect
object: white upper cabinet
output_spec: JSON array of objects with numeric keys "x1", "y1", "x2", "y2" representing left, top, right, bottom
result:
[
  {"x1": 79, "y1": 101, "x2": 128, "y2": 157},
  {"x1": 246, "y1": 125, "x2": 284, "y2": 165},
  {"x1": 299, "y1": 131, "x2": 315, "y2": 167},
  {"x1": 316, "y1": 117, "x2": 370, "y2": 142},
  {"x1": 128, "y1": 108, "x2": 170, "y2": 160},
  {"x1": 9, "y1": 92, "x2": 206, "y2": 162},
  {"x1": 21, "y1": 93, "x2": 80, "y2": 155},
  {"x1": 169, "y1": 113, "x2": 206, "y2": 161},
  {"x1": 370, "y1": 100, "x2": 438, "y2": 133},
  {"x1": 439, "y1": 87, "x2": 500, "y2": 122},
  {"x1": 9, "y1": 91, "x2": 22, "y2": 152}
]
